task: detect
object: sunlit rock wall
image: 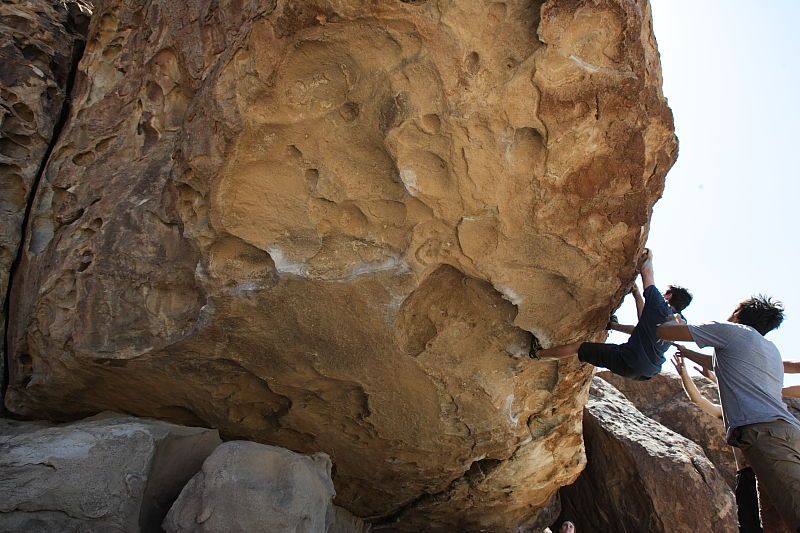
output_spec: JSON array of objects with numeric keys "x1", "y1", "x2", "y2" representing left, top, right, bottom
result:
[{"x1": 4, "y1": 0, "x2": 676, "y2": 529}]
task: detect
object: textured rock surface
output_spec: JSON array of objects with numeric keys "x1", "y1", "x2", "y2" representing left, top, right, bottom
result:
[
  {"x1": 164, "y1": 441, "x2": 335, "y2": 533},
  {"x1": 0, "y1": 413, "x2": 221, "y2": 532},
  {"x1": 599, "y1": 370, "x2": 736, "y2": 488},
  {"x1": 4, "y1": 0, "x2": 676, "y2": 528},
  {"x1": 559, "y1": 378, "x2": 736, "y2": 532},
  {"x1": 0, "y1": 0, "x2": 90, "y2": 388}
]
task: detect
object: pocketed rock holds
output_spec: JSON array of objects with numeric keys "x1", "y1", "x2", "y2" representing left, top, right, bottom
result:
[
  {"x1": 5, "y1": 0, "x2": 676, "y2": 528},
  {"x1": 0, "y1": 413, "x2": 221, "y2": 533},
  {"x1": 163, "y1": 441, "x2": 335, "y2": 533},
  {"x1": 0, "y1": 0, "x2": 91, "y2": 389},
  {"x1": 559, "y1": 378, "x2": 736, "y2": 533}
]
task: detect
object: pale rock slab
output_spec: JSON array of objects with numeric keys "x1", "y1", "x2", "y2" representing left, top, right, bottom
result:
[
  {"x1": 163, "y1": 441, "x2": 335, "y2": 533},
  {"x1": 0, "y1": 413, "x2": 221, "y2": 532}
]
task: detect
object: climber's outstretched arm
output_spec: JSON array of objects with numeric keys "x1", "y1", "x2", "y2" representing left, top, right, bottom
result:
[
  {"x1": 672, "y1": 354, "x2": 722, "y2": 418},
  {"x1": 783, "y1": 385, "x2": 800, "y2": 398},
  {"x1": 656, "y1": 323, "x2": 693, "y2": 342},
  {"x1": 784, "y1": 361, "x2": 800, "y2": 374}
]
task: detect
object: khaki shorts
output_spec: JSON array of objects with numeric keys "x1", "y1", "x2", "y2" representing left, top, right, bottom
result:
[{"x1": 737, "y1": 420, "x2": 800, "y2": 531}]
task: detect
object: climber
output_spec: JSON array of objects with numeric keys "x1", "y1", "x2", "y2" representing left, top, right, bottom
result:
[
  {"x1": 531, "y1": 249, "x2": 692, "y2": 381},
  {"x1": 608, "y1": 281, "x2": 691, "y2": 335},
  {"x1": 673, "y1": 351, "x2": 800, "y2": 531},
  {"x1": 672, "y1": 351, "x2": 800, "y2": 532},
  {"x1": 656, "y1": 296, "x2": 800, "y2": 530}
]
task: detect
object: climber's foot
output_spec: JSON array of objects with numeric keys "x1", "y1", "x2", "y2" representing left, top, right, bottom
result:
[{"x1": 528, "y1": 336, "x2": 543, "y2": 360}]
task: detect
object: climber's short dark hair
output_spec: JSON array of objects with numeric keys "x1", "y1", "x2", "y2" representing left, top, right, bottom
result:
[
  {"x1": 736, "y1": 295, "x2": 784, "y2": 335},
  {"x1": 666, "y1": 285, "x2": 692, "y2": 312}
]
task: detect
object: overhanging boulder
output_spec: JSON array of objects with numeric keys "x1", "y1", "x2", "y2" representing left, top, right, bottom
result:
[{"x1": 4, "y1": 0, "x2": 677, "y2": 528}]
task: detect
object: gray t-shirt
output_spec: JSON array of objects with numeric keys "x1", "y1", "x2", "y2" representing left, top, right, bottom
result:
[{"x1": 688, "y1": 321, "x2": 799, "y2": 443}]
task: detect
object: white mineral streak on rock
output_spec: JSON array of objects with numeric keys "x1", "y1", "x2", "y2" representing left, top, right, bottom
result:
[
  {"x1": 497, "y1": 285, "x2": 523, "y2": 306},
  {"x1": 399, "y1": 168, "x2": 419, "y2": 196},
  {"x1": 340, "y1": 257, "x2": 409, "y2": 281},
  {"x1": 267, "y1": 247, "x2": 309, "y2": 277},
  {"x1": 568, "y1": 54, "x2": 600, "y2": 73},
  {"x1": 227, "y1": 280, "x2": 259, "y2": 294},
  {"x1": 504, "y1": 394, "x2": 520, "y2": 425}
]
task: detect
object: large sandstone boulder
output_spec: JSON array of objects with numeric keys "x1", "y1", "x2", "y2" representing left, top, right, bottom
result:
[
  {"x1": 559, "y1": 378, "x2": 736, "y2": 532},
  {"x1": 164, "y1": 441, "x2": 335, "y2": 533},
  {"x1": 0, "y1": 0, "x2": 90, "y2": 385},
  {"x1": 0, "y1": 413, "x2": 221, "y2": 532},
  {"x1": 599, "y1": 370, "x2": 736, "y2": 487},
  {"x1": 4, "y1": 0, "x2": 677, "y2": 528}
]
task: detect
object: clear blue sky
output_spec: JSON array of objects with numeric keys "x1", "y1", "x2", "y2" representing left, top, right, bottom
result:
[{"x1": 608, "y1": 0, "x2": 800, "y2": 384}]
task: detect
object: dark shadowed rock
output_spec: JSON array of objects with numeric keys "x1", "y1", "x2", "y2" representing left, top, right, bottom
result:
[
  {"x1": 0, "y1": 0, "x2": 91, "y2": 394},
  {"x1": 330, "y1": 506, "x2": 371, "y2": 533}
]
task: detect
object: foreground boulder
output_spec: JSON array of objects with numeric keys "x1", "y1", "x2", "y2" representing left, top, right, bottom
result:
[
  {"x1": 599, "y1": 370, "x2": 736, "y2": 487},
  {"x1": 0, "y1": 413, "x2": 221, "y2": 532},
  {"x1": 559, "y1": 378, "x2": 736, "y2": 532},
  {"x1": 5, "y1": 0, "x2": 676, "y2": 527},
  {"x1": 164, "y1": 441, "x2": 335, "y2": 533}
]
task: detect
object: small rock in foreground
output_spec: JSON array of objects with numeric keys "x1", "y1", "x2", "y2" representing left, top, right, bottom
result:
[{"x1": 163, "y1": 441, "x2": 336, "y2": 533}]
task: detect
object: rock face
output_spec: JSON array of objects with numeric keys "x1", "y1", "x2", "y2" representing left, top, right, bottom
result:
[
  {"x1": 599, "y1": 370, "x2": 736, "y2": 487},
  {"x1": 4, "y1": 0, "x2": 676, "y2": 528},
  {"x1": 0, "y1": 413, "x2": 221, "y2": 532},
  {"x1": 559, "y1": 378, "x2": 736, "y2": 532},
  {"x1": 0, "y1": 0, "x2": 90, "y2": 386},
  {"x1": 164, "y1": 441, "x2": 335, "y2": 533}
]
